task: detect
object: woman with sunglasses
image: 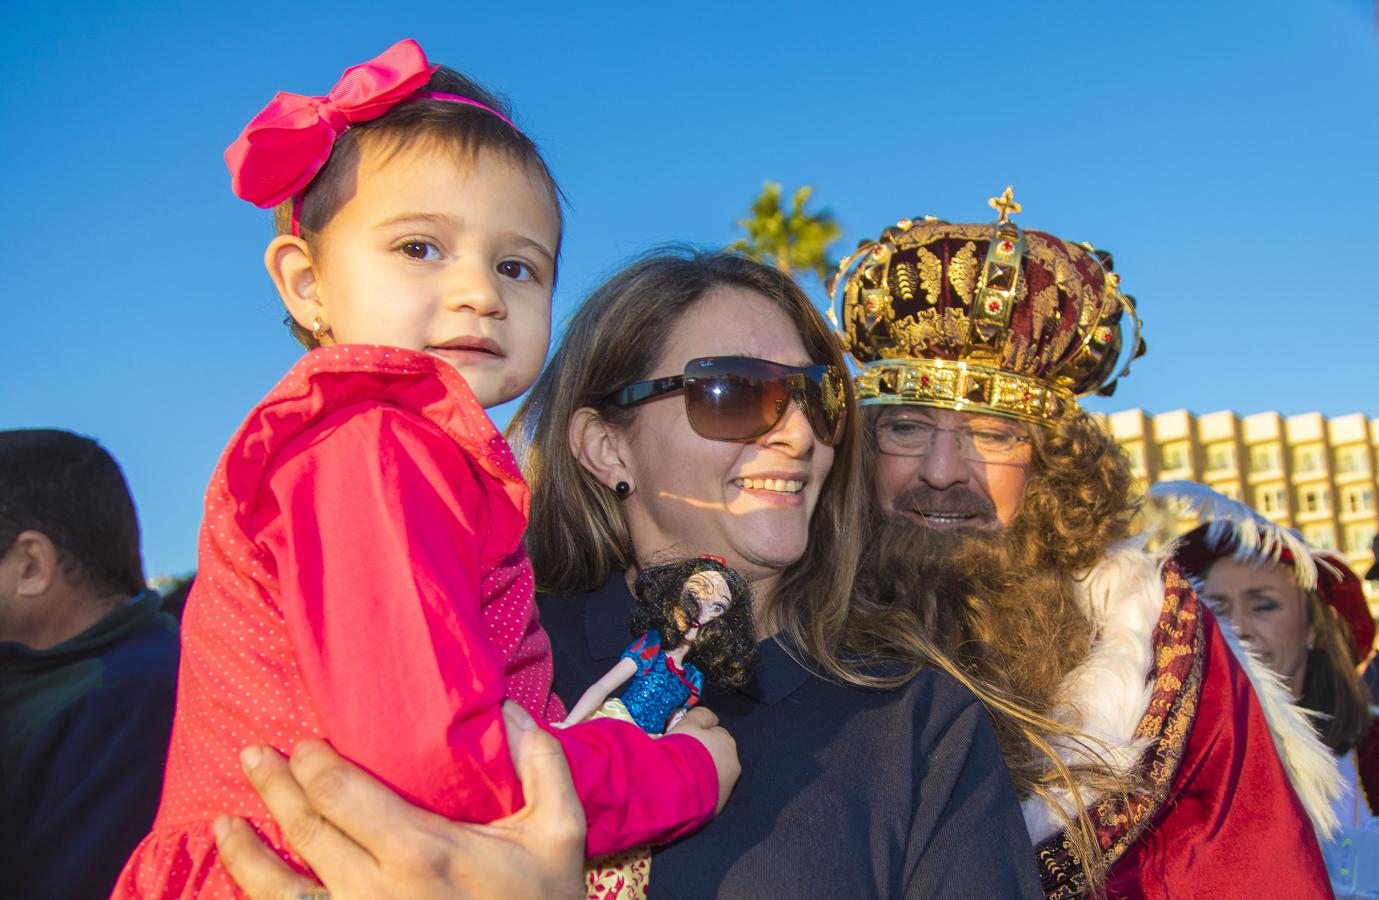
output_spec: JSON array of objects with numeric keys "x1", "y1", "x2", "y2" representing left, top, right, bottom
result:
[
  {"x1": 216, "y1": 250, "x2": 1041, "y2": 898},
  {"x1": 515, "y1": 250, "x2": 1039, "y2": 898}
]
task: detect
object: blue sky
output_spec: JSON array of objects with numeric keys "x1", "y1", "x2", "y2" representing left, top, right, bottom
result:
[{"x1": 3, "y1": 1, "x2": 1377, "y2": 577}]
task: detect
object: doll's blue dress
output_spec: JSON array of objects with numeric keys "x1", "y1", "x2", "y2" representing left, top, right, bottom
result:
[{"x1": 613, "y1": 630, "x2": 705, "y2": 735}]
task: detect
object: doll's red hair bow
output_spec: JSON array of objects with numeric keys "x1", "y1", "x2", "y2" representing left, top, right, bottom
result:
[{"x1": 225, "y1": 39, "x2": 435, "y2": 209}]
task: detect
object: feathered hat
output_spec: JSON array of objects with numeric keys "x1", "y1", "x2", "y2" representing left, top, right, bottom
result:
[{"x1": 1151, "y1": 480, "x2": 1375, "y2": 663}]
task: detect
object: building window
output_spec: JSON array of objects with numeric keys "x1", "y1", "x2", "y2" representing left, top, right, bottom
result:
[
  {"x1": 1301, "y1": 486, "x2": 1331, "y2": 514},
  {"x1": 1304, "y1": 524, "x2": 1336, "y2": 550},
  {"x1": 1217, "y1": 483, "x2": 1241, "y2": 501},
  {"x1": 1346, "y1": 525, "x2": 1375, "y2": 554},
  {"x1": 1257, "y1": 485, "x2": 1287, "y2": 516},
  {"x1": 1336, "y1": 445, "x2": 1370, "y2": 475},
  {"x1": 1123, "y1": 440, "x2": 1145, "y2": 475},
  {"x1": 1161, "y1": 441, "x2": 1189, "y2": 472},
  {"x1": 1205, "y1": 442, "x2": 1235, "y2": 472},
  {"x1": 1344, "y1": 485, "x2": 1375, "y2": 515},
  {"x1": 1250, "y1": 443, "x2": 1282, "y2": 472},
  {"x1": 1293, "y1": 444, "x2": 1325, "y2": 474}
]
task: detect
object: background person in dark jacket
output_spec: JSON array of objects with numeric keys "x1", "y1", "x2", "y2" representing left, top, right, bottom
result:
[{"x1": 0, "y1": 428, "x2": 178, "y2": 899}]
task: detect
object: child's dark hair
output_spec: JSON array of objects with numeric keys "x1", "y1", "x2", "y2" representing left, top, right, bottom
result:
[
  {"x1": 274, "y1": 65, "x2": 565, "y2": 348},
  {"x1": 630, "y1": 558, "x2": 758, "y2": 688}
]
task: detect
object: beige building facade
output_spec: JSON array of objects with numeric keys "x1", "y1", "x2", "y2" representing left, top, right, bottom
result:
[{"x1": 1107, "y1": 409, "x2": 1379, "y2": 604}]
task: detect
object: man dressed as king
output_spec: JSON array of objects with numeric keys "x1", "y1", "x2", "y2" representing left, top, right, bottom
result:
[{"x1": 838, "y1": 189, "x2": 1341, "y2": 897}]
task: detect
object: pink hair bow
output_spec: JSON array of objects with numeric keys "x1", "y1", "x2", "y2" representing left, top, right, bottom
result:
[{"x1": 225, "y1": 39, "x2": 436, "y2": 209}]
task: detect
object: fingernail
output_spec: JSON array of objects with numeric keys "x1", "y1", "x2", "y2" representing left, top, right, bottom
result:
[
  {"x1": 240, "y1": 745, "x2": 264, "y2": 771},
  {"x1": 213, "y1": 816, "x2": 231, "y2": 842}
]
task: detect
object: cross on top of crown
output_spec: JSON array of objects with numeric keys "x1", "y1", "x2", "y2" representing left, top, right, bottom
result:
[{"x1": 988, "y1": 185, "x2": 1022, "y2": 224}]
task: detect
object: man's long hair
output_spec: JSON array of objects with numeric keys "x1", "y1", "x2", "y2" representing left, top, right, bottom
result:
[{"x1": 850, "y1": 408, "x2": 1144, "y2": 890}]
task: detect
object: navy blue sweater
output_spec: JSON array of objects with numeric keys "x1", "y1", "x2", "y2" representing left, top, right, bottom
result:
[
  {"x1": 539, "y1": 574, "x2": 1042, "y2": 899},
  {"x1": 1, "y1": 590, "x2": 178, "y2": 899}
]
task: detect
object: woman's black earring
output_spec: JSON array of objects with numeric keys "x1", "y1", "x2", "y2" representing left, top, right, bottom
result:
[{"x1": 615, "y1": 481, "x2": 631, "y2": 497}]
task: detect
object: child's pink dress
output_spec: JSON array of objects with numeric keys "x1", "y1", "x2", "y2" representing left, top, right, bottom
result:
[{"x1": 114, "y1": 346, "x2": 717, "y2": 898}]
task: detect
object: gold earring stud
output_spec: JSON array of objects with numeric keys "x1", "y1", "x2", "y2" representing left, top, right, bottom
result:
[{"x1": 311, "y1": 317, "x2": 329, "y2": 343}]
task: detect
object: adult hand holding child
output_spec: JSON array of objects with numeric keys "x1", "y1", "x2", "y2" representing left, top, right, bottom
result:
[{"x1": 215, "y1": 703, "x2": 588, "y2": 900}]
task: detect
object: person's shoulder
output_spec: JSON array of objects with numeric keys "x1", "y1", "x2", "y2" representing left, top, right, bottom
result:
[
  {"x1": 898, "y1": 663, "x2": 986, "y2": 715},
  {"x1": 234, "y1": 346, "x2": 500, "y2": 477},
  {"x1": 536, "y1": 585, "x2": 590, "y2": 631},
  {"x1": 806, "y1": 651, "x2": 986, "y2": 722},
  {"x1": 538, "y1": 575, "x2": 630, "y2": 637},
  {"x1": 100, "y1": 615, "x2": 180, "y2": 678}
]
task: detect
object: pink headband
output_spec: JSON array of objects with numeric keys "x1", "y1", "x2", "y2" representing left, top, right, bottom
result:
[{"x1": 223, "y1": 39, "x2": 519, "y2": 236}]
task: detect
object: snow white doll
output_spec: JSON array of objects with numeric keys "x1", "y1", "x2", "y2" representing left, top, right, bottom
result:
[
  {"x1": 562, "y1": 555, "x2": 758, "y2": 733},
  {"x1": 560, "y1": 555, "x2": 757, "y2": 898}
]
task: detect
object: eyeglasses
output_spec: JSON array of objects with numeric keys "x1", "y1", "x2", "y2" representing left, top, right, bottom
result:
[
  {"x1": 872, "y1": 417, "x2": 1031, "y2": 462},
  {"x1": 606, "y1": 356, "x2": 848, "y2": 446}
]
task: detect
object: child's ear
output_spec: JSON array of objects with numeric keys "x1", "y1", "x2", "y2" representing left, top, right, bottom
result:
[
  {"x1": 264, "y1": 235, "x2": 323, "y2": 334},
  {"x1": 570, "y1": 407, "x2": 631, "y2": 491}
]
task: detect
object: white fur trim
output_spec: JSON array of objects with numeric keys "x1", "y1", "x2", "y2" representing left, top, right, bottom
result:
[
  {"x1": 1214, "y1": 612, "x2": 1343, "y2": 839},
  {"x1": 1020, "y1": 541, "x2": 1345, "y2": 846},
  {"x1": 1021, "y1": 540, "x2": 1165, "y2": 843}
]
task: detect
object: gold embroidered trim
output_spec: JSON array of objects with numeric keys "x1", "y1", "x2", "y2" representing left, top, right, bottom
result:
[
  {"x1": 916, "y1": 247, "x2": 943, "y2": 304},
  {"x1": 1036, "y1": 567, "x2": 1205, "y2": 897},
  {"x1": 856, "y1": 358, "x2": 1078, "y2": 424},
  {"x1": 948, "y1": 242, "x2": 978, "y2": 306}
]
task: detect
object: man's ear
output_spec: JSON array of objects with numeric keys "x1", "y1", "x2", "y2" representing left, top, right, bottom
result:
[
  {"x1": 569, "y1": 407, "x2": 632, "y2": 490},
  {"x1": 264, "y1": 234, "x2": 324, "y2": 336},
  {"x1": 9, "y1": 531, "x2": 60, "y2": 598}
]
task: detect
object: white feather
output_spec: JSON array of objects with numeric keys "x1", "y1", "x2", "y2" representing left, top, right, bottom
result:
[{"x1": 1148, "y1": 480, "x2": 1332, "y2": 590}]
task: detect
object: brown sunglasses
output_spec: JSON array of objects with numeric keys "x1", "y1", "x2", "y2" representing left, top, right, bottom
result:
[{"x1": 605, "y1": 356, "x2": 848, "y2": 446}]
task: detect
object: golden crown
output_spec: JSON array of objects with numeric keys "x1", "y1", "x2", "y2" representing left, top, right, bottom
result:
[{"x1": 827, "y1": 187, "x2": 1146, "y2": 424}]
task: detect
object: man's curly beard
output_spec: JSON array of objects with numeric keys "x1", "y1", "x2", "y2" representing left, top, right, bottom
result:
[
  {"x1": 857, "y1": 511, "x2": 996, "y2": 656},
  {"x1": 855, "y1": 503, "x2": 1093, "y2": 719}
]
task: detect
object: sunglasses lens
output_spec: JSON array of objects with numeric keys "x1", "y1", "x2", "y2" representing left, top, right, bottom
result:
[
  {"x1": 685, "y1": 360, "x2": 788, "y2": 441},
  {"x1": 804, "y1": 366, "x2": 848, "y2": 446},
  {"x1": 683, "y1": 358, "x2": 848, "y2": 445}
]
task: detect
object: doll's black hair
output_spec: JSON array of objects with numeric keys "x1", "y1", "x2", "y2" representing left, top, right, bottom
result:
[{"x1": 630, "y1": 557, "x2": 758, "y2": 688}]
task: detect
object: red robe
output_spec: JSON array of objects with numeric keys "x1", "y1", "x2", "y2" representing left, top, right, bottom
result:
[{"x1": 1036, "y1": 564, "x2": 1332, "y2": 898}]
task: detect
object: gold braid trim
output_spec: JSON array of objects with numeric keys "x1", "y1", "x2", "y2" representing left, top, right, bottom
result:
[
  {"x1": 855, "y1": 358, "x2": 1078, "y2": 424},
  {"x1": 1036, "y1": 568, "x2": 1205, "y2": 897}
]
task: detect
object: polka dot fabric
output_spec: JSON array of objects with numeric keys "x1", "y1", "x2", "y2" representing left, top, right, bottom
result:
[
  {"x1": 112, "y1": 346, "x2": 561, "y2": 897},
  {"x1": 113, "y1": 346, "x2": 718, "y2": 898}
]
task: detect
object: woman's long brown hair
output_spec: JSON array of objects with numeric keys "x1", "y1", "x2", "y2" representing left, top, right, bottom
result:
[{"x1": 1301, "y1": 591, "x2": 1373, "y2": 754}]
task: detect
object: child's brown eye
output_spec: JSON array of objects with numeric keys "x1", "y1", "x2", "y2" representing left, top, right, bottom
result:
[
  {"x1": 497, "y1": 259, "x2": 535, "y2": 282},
  {"x1": 399, "y1": 241, "x2": 439, "y2": 261}
]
